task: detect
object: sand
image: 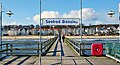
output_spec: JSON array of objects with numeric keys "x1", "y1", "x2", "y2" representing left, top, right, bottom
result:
[{"x1": 2, "y1": 35, "x2": 119, "y2": 39}]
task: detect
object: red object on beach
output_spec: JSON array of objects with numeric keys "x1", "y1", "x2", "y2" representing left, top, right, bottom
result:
[{"x1": 91, "y1": 43, "x2": 103, "y2": 56}]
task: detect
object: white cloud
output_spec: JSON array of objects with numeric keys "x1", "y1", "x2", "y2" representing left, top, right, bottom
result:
[
  {"x1": 62, "y1": 8, "x2": 97, "y2": 21},
  {"x1": 3, "y1": 21, "x2": 20, "y2": 25},
  {"x1": 62, "y1": 10, "x2": 79, "y2": 18},
  {"x1": 33, "y1": 8, "x2": 119, "y2": 25},
  {"x1": 95, "y1": 20, "x2": 102, "y2": 24},
  {"x1": 33, "y1": 11, "x2": 60, "y2": 23},
  {"x1": 33, "y1": 14, "x2": 40, "y2": 23},
  {"x1": 82, "y1": 8, "x2": 97, "y2": 21},
  {"x1": 33, "y1": 8, "x2": 98, "y2": 23},
  {"x1": 41, "y1": 11, "x2": 60, "y2": 18}
]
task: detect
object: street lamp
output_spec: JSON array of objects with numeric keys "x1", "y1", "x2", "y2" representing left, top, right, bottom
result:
[
  {"x1": 39, "y1": 0, "x2": 42, "y2": 65},
  {"x1": 79, "y1": 0, "x2": 83, "y2": 56},
  {"x1": 107, "y1": 3, "x2": 120, "y2": 42},
  {"x1": 80, "y1": 0, "x2": 83, "y2": 43},
  {"x1": 0, "y1": 3, "x2": 13, "y2": 58},
  {"x1": 107, "y1": 3, "x2": 120, "y2": 20},
  {"x1": 107, "y1": 10, "x2": 115, "y2": 17},
  {"x1": 6, "y1": 10, "x2": 13, "y2": 17}
]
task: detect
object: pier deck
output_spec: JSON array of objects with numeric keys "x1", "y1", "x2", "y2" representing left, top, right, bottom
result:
[
  {"x1": 0, "y1": 39, "x2": 120, "y2": 65},
  {"x1": 0, "y1": 56, "x2": 120, "y2": 65}
]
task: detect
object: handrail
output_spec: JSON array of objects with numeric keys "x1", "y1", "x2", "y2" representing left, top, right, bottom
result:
[
  {"x1": 0, "y1": 37, "x2": 57, "y2": 56},
  {"x1": 66, "y1": 37, "x2": 106, "y2": 56},
  {"x1": 0, "y1": 43, "x2": 9, "y2": 46},
  {"x1": 106, "y1": 43, "x2": 120, "y2": 60},
  {"x1": 65, "y1": 38, "x2": 80, "y2": 55}
]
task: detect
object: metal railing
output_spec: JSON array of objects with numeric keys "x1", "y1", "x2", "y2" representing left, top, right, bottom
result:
[
  {"x1": 106, "y1": 43, "x2": 120, "y2": 59},
  {"x1": 0, "y1": 37, "x2": 57, "y2": 56},
  {"x1": 66, "y1": 37, "x2": 120, "y2": 62},
  {"x1": 66, "y1": 38, "x2": 107, "y2": 56}
]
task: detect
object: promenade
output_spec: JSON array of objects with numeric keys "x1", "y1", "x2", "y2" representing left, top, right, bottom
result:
[{"x1": 2, "y1": 35, "x2": 119, "y2": 40}]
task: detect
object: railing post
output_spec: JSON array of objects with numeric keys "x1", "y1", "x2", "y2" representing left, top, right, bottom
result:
[
  {"x1": 60, "y1": 41, "x2": 62, "y2": 65},
  {"x1": 80, "y1": 43, "x2": 84, "y2": 56},
  {"x1": 6, "y1": 44, "x2": 8, "y2": 56},
  {"x1": 41, "y1": 43, "x2": 42, "y2": 55},
  {"x1": 37, "y1": 43, "x2": 39, "y2": 56},
  {"x1": 113, "y1": 43, "x2": 116, "y2": 57},
  {"x1": 10, "y1": 44, "x2": 12, "y2": 56},
  {"x1": 42, "y1": 42, "x2": 45, "y2": 54},
  {"x1": 80, "y1": 44, "x2": 81, "y2": 55}
]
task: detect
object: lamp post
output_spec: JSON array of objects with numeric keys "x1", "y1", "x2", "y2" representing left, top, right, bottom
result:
[
  {"x1": 39, "y1": 0, "x2": 42, "y2": 65},
  {"x1": 107, "y1": 3, "x2": 120, "y2": 19},
  {"x1": 80, "y1": 0, "x2": 83, "y2": 43},
  {"x1": 79, "y1": 0, "x2": 83, "y2": 56},
  {"x1": 107, "y1": 3, "x2": 120, "y2": 41},
  {"x1": 0, "y1": 3, "x2": 13, "y2": 58}
]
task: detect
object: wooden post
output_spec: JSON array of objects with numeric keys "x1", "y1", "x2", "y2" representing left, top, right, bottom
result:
[
  {"x1": 6, "y1": 44, "x2": 8, "y2": 56},
  {"x1": 10, "y1": 44, "x2": 12, "y2": 56},
  {"x1": 80, "y1": 44, "x2": 84, "y2": 56},
  {"x1": 41, "y1": 43, "x2": 42, "y2": 55},
  {"x1": 37, "y1": 43, "x2": 39, "y2": 56},
  {"x1": 44, "y1": 43, "x2": 46, "y2": 52}
]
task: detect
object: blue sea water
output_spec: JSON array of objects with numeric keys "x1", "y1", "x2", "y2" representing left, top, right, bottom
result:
[
  {"x1": 1, "y1": 38, "x2": 119, "y2": 56},
  {"x1": 73, "y1": 38, "x2": 119, "y2": 55},
  {"x1": 1, "y1": 39, "x2": 48, "y2": 57},
  {"x1": 73, "y1": 38, "x2": 119, "y2": 43}
]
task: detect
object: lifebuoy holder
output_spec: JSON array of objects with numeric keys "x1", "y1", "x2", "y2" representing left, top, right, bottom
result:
[{"x1": 91, "y1": 43, "x2": 103, "y2": 56}]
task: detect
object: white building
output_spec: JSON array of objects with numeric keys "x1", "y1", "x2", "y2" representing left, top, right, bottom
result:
[{"x1": 8, "y1": 29, "x2": 18, "y2": 36}]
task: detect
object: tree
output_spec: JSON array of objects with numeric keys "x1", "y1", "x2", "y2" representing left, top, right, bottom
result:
[
  {"x1": 30, "y1": 24, "x2": 34, "y2": 29},
  {"x1": 36, "y1": 25, "x2": 39, "y2": 31},
  {"x1": 3, "y1": 25, "x2": 8, "y2": 30}
]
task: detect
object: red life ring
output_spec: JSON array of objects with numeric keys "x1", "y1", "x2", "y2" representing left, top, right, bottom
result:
[{"x1": 91, "y1": 43, "x2": 103, "y2": 56}]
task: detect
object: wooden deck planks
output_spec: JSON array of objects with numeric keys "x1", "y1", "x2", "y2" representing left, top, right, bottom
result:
[
  {"x1": 46, "y1": 38, "x2": 58, "y2": 56},
  {"x1": 0, "y1": 39, "x2": 120, "y2": 65},
  {"x1": 62, "y1": 42, "x2": 78, "y2": 57},
  {"x1": 0, "y1": 55, "x2": 120, "y2": 65}
]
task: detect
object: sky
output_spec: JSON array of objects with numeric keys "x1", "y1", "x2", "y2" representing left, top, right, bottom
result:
[{"x1": 1, "y1": 0, "x2": 120, "y2": 25}]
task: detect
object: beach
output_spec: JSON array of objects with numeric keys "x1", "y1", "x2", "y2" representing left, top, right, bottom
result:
[{"x1": 2, "y1": 35, "x2": 119, "y2": 40}]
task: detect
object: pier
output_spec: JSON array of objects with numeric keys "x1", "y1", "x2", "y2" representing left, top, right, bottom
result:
[{"x1": 0, "y1": 37, "x2": 120, "y2": 65}]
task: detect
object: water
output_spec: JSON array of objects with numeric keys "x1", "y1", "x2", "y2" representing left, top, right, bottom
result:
[
  {"x1": 1, "y1": 38, "x2": 119, "y2": 56},
  {"x1": 1, "y1": 39, "x2": 48, "y2": 57},
  {"x1": 73, "y1": 38, "x2": 119, "y2": 55},
  {"x1": 73, "y1": 38, "x2": 119, "y2": 43}
]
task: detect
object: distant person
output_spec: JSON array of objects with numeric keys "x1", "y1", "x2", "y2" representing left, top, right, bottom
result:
[{"x1": 62, "y1": 35, "x2": 65, "y2": 43}]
